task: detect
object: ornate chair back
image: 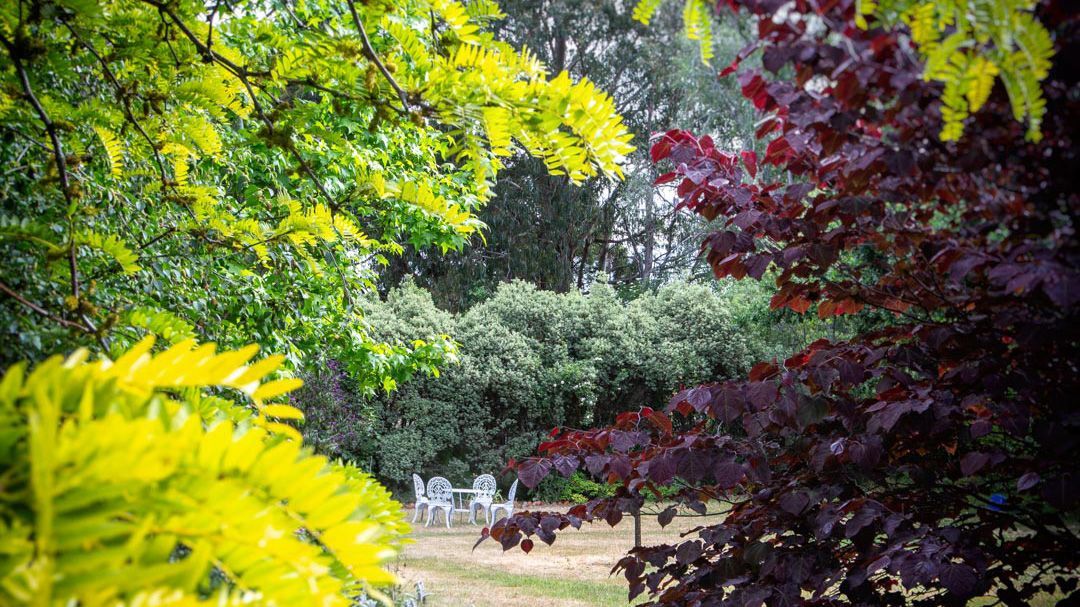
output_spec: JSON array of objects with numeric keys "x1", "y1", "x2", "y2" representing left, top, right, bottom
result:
[
  {"x1": 426, "y1": 476, "x2": 453, "y2": 504},
  {"x1": 472, "y1": 474, "x2": 496, "y2": 500},
  {"x1": 412, "y1": 474, "x2": 426, "y2": 500}
]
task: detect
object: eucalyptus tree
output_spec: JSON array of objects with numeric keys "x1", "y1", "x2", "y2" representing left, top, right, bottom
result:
[{"x1": 382, "y1": 0, "x2": 759, "y2": 308}]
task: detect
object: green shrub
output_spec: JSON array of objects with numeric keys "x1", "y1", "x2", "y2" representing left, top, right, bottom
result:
[
  {"x1": 559, "y1": 472, "x2": 619, "y2": 503},
  {"x1": 297, "y1": 279, "x2": 819, "y2": 498}
]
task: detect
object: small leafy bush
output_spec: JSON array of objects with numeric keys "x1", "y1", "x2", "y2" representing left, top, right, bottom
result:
[{"x1": 560, "y1": 472, "x2": 618, "y2": 503}]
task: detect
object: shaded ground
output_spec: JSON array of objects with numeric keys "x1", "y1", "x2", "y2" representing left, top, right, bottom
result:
[{"x1": 392, "y1": 503, "x2": 714, "y2": 607}]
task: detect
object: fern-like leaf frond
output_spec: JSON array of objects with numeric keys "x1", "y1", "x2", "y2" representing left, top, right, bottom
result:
[{"x1": 93, "y1": 126, "x2": 124, "y2": 178}]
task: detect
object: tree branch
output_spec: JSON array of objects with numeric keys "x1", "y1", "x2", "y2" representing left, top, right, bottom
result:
[
  {"x1": 0, "y1": 280, "x2": 91, "y2": 331},
  {"x1": 0, "y1": 32, "x2": 81, "y2": 303},
  {"x1": 345, "y1": 0, "x2": 410, "y2": 113},
  {"x1": 61, "y1": 21, "x2": 173, "y2": 191}
]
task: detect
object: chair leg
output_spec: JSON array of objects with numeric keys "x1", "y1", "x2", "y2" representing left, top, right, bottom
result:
[
  {"x1": 445, "y1": 506, "x2": 451, "y2": 528},
  {"x1": 425, "y1": 506, "x2": 434, "y2": 527}
]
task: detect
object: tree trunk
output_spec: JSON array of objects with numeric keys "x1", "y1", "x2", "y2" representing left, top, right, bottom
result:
[{"x1": 642, "y1": 191, "x2": 656, "y2": 282}]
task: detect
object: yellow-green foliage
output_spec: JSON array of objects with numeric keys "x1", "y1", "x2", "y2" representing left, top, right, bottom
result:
[
  {"x1": 0, "y1": 339, "x2": 409, "y2": 606},
  {"x1": 635, "y1": 0, "x2": 1053, "y2": 142},
  {"x1": 400, "y1": 12, "x2": 636, "y2": 189},
  {"x1": 857, "y1": 0, "x2": 1053, "y2": 141},
  {"x1": 682, "y1": 0, "x2": 715, "y2": 63},
  {"x1": 632, "y1": 0, "x2": 715, "y2": 63},
  {"x1": 0, "y1": 0, "x2": 632, "y2": 373}
]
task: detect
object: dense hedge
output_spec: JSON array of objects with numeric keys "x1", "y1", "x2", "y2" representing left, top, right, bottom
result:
[{"x1": 295, "y1": 279, "x2": 829, "y2": 496}]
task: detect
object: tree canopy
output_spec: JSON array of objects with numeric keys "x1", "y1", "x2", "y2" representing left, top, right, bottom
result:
[
  {"x1": 294, "y1": 279, "x2": 776, "y2": 491},
  {"x1": 0, "y1": 0, "x2": 632, "y2": 389},
  {"x1": 492, "y1": 0, "x2": 1079, "y2": 605},
  {"x1": 381, "y1": 0, "x2": 761, "y2": 307}
]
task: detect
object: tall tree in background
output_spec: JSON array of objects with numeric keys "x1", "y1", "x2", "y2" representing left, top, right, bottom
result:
[
  {"x1": 492, "y1": 0, "x2": 1079, "y2": 605},
  {"x1": 385, "y1": 0, "x2": 759, "y2": 308}
]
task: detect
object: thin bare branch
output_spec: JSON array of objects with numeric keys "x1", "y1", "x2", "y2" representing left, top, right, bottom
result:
[{"x1": 0, "y1": 280, "x2": 91, "y2": 331}]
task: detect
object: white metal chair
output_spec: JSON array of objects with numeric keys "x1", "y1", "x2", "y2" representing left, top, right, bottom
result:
[
  {"x1": 488, "y1": 479, "x2": 518, "y2": 523},
  {"x1": 411, "y1": 473, "x2": 429, "y2": 523},
  {"x1": 468, "y1": 474, "x2": 497, "y2": 525},
  {"x1": 424, "y1": 476, "x2": 454, "y2": 527}
]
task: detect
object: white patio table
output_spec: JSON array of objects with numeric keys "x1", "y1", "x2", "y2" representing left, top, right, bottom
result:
[{"x1": 450, "y1": 488, "x2": 479, "y2": 523}]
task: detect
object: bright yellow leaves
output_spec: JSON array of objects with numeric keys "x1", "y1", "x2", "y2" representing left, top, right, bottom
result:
[
  {"x1": 632, "y1": 0, "x2": 665, "y2": 25},
  {"x1": 76, "y1": 230, "x2": 141, "y2": 274},
  {"x1": 858, "y1": 0, "x2": 1053, "y2": 141},
  {"x1": 682, "y1": 0, "x2": 715, "y2": 63},
  {"x1": 395, "y1": 181, "x2": 481, "y2": 236},
  {"x1": 0, "y1": 339, "x2": 408, "y2": 607},
  {"x1": 387, "y1": 4, "x2": 634, "y2": 196},
  {"x1": 431, "y1": 0, "x2": 481, "y2": 42},
  {"x1": 92, "y1": 127, "x2": 123, "y2": 178},
  {"x1": 632, "y1": 0, "x2": 715, "y2": 63}
]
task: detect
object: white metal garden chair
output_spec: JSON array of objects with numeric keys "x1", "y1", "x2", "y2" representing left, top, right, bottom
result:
[
  {"x1": 411, "y1": 473, "x2": 429, "y2": 523},
  {"x1": 467, "y1": 474, "x2": 497, "y2": 525},
  {"x1": 488, "y1": 479, "x2": 518, "y2": 523},
  {"x1": 424, "y1": 476, "x2": 454, "y2": 527}
]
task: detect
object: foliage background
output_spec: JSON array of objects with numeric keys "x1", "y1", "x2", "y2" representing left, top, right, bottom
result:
[
  {"x1": 0, "y1": 0, "x2": 631, "y2": 394},
  {"x1": 294, "y1": 277, "x2": 847, "y2": 496}
]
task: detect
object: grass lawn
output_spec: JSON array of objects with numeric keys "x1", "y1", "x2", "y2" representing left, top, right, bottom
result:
[
  {"x1": 392, "y1": 503, "x2": 710, "y2": 607},
  {"x1": 391, "y1": 504, "x2": 1066, "y2": 607}
]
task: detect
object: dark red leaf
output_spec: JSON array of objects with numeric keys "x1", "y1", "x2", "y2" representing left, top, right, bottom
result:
[
  {"x1": 741, "y1": 150, "x2": 758, "y2": 178},
  {"x1": 749, "y1": 361, "x2": 779, "y2": 381},
  {"x1": 779, "y1": 491, "x2": 810, "y2": 515},
  {"x1": 1017, "y1": 472, "x2": 1040, "y2": 491},
  {"x1": 657, "y1": 506, "x2": 677, "y2": 528},
  {"x1": 960, "y1": 452, "x2": 990, "y2": 476},
  {"x1": 714, "y1": 460, "x2": 745, "y2": 489},
  {"x1": 940, "y1": 563, "x2": 979, "y2": 597},
  {"x1": 647, "y1": 453, "x2": 676, "y2": 484},
  {"x1": 605, "y1": 507, "x2": 623, "y2": 527},
  {"x1": 675, "y1": 540, "x2": 702, "y2": 565},
  {"x1": 553, "y1": 455, "x2": 578, "y2": 478},
  {"x1": 649, "y1": 136, "x2": 673, "y2": 163},
  {"x1": 646, "y1": 410, "x2": 673, "y2": 435},
  {"x1": 719, "y1": 56, "x2": 741, "y2": 78},
  {"x1": 518, "y1": 458, "x2": 552, "y2": 488},
  {"x1": 747, "y1": 381, "x2": 778, "y2": 409}
]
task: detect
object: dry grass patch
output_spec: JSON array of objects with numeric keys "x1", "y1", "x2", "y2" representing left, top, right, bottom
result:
[
  {"x1": 392, "y1": 504, "x2": 1065, "y2": 607},
  {"x1": 393, "y1": 504, "x2": 718, "y2": 607}
]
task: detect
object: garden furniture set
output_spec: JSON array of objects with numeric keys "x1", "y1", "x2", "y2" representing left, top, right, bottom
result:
[{"x1": 412, "y1": 473, "x2": 518, "y2": 527}]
